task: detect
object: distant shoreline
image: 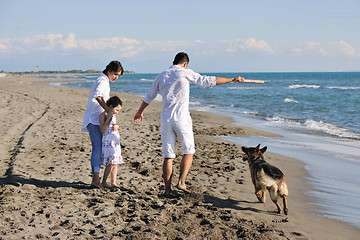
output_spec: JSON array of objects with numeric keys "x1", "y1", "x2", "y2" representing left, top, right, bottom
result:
[
  {"x1": 0, "y1": 70, "x2": 135, "y2": 75},
  {"x1": 2, "y1": 71, "x2": 360, "y2": 76}
]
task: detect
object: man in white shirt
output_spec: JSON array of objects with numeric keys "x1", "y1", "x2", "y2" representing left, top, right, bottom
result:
[{"x1": 134, "y1": 52, "x2": 244, "y2": 196}]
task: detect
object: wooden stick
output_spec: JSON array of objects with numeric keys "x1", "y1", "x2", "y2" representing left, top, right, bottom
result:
[{"x1": 244, "y1": 79, "x2": 265, "y2": 84}]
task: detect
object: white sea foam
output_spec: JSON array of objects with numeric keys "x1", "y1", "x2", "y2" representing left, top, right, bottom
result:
[
  {"x1": 266, "y1": 116, "x2": 284, "y2": 123},
  {"x1": 266, "y1": 116, "x2": 359, "y2": 139},
  {"x1": 327, "y1": 86, "x2": 360, "y2": 90},
  {"x1": 242, "y1": 111, "x2": 260, "y2": 116},
  {"x1": 304, "y1": 119, "x2": 360, "y2": 139},
  {"x1": 289, "y1": 84, "x2": 320, "y2": 89},
  {"x1": 266, "y1": 116, "x2": 301, "y2": 125},
  {"x1": 140, "y1": 78, "x2": 154, "y2": 82},
  {"x1": 284, "y1": 98, "x2": 299, "y2": 103},
  {"x1": 192, "y1": 105, "x2": 215, "y2": 112},
  {"x1": 84, "y1": 75, "x2": 96, "y2": 79},
  {"x1": 189, "y1": 101, "x2": 202, "y2": 106},
  {"x1": 48, "y1": 82, "x2": 64, "y2": 86}
]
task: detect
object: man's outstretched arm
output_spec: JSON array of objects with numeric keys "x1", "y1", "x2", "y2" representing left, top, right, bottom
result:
[{"x1": 215, "y1": 76, "x2": 244, "y2": 85}]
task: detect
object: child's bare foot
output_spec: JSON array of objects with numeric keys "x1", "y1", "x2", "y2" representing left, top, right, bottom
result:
[{"x1": 176, "y1": 183, "x2": 191, "y2": 194}]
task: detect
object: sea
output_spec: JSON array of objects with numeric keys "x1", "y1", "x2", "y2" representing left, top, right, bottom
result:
[{"x1": 39, "y1": 71, "x2": 360, "y2": 229}]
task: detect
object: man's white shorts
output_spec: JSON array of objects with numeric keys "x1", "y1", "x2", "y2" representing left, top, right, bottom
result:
[{"x1": 160, "y1": 117, "x2": 195, "y2": 158}]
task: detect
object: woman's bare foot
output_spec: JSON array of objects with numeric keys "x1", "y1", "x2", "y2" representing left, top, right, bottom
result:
[
  {"x1": 91, "y1": 173, "x2": 104, "y2": 190},
  {"x1": 110, "y1": 183, "x2": 120, "y2": 188},
  {"x1": 91, "y1": 181, "x2": 104, "y2": 190}
]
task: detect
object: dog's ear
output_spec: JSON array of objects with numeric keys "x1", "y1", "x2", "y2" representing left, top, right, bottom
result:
[
  {"x1": 242, "y1": 146, "x2": 248, "y2": 153},
  {"x1": 255, "y1": 144, "x2": 260, "y2": 151},
  {"x1": 260, "y1": 146, "x2": 267, "y2": 154}
]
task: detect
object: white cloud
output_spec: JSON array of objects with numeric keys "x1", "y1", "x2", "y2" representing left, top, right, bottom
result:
[
  {"x1": 0, "y1": 42, "x2": 8, "y2": 52},
  {"x1": 219, "y1": 38, "x2": 275, "y2": 54},
  {"x1": 0, "y1": 33, "x2": 276, "y2": 56},
  {"x1": 0, "y1": 33, "x2": 144, "y2": 55},
  {"x1": 292, "y1": 40, "x2": 357, "y2": 56},
  {"x1": 330, "y1": 40, "x2": 356, "y2": 56},
  {"x1": 62, "y1": 33, "x2": 77, "y2": 50},
  {"x1": 1, "y1": 33, "x2": 359, "y2": 72}
]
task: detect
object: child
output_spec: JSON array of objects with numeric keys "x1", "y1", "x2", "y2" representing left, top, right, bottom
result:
[{"x1": 99, "y1": 96, "x2": 124, "y2": 188}]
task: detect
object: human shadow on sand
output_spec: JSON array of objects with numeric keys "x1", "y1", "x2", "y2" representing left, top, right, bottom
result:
[{"x1": 0, "y1": 175, "x2": 91, "y2": 189}]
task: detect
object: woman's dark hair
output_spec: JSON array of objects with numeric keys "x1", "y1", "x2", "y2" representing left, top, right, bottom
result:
[
  {"x1": 103, "y1": 60, "x2": 123, "y2": 75},
  {"x1": 106, "y1": 96, "x2": 123, "y2": 108},
  {"x1": 173, "y1": 52, "x2": 189, "y2": 65}
]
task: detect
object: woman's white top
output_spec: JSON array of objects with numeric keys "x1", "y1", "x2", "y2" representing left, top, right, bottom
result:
[{"x1": 81, "y1": 73, "x2": 110, "y2": 132}]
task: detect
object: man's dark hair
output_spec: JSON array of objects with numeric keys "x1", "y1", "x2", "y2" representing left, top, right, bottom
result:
[{"x1": 173, "y1": 52, "x2": 189, "y2": 65}]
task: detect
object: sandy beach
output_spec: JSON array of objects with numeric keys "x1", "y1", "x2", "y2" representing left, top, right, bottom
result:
[{"x1": 0, "y1": 74, "x2": 359, "y2": 239}]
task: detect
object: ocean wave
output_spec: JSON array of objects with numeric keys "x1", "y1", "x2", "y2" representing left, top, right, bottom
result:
[
  {"x1": 140, "y1": 78, "x2": 154, "y2": 82},
  {"x1": 47, "y1": 82, "x2": 65, "y2": 86},
  {"x1": 84, "y1": 75, "x2": 97, "y2": 79},
  {"x1": 304, "y1": 120, "x2": 360, "y2": 139},
  {"x1": 242, "y1": 111, "x2": 263, "y2": 117},
  {"x1": 288, "y1": 84, "x2": 320, "y2": 89},
  {"x1": 327, "y1": 86, "x2": 360, "y2": 90},
  {"x1": 284, "y1": 98, "x2": 299, "y2": 103},
  {"x1": 191, "y1": 105, "x2": 215, "y2": 112},
  {"x1": 189, "y1": 101, "x2": 202, "y2": 106},
  {"x1": 266, "y1": 116, "x2": 301, "y2": 125},
  {"x1": 267, "y1": 116, "x2": 360, "y2": 139}
]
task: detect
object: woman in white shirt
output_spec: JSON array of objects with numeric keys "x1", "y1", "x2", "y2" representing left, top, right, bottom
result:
[{"x1": 82, "y1": 60, "x2": 123, "y2": 189}]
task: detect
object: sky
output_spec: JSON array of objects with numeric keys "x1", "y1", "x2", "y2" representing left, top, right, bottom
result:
[{"x1": 0, "y1": 0, "x2": 359, "y2": 73}]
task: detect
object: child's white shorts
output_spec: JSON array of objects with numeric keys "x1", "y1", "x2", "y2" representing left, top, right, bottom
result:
[{"x1": 160, "y1": 117, "x2": 195, "y2": 158}]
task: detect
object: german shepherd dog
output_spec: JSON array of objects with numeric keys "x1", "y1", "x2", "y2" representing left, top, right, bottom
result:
[{"x1": 242, "y1": 144, "x2": 288, "y2": 215}]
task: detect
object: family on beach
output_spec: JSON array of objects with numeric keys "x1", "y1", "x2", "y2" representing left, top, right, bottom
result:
[{"x1": 81, "y1": 52, "x2": 245, "y2": 195}]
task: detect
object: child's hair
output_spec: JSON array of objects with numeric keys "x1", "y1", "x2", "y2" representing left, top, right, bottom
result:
[
  {"x1": 103, "y1": 60, "x2": 123, "y2": 75},
  {"x1": 106, "y1": 96, "x2": 123, "y2": 108}
]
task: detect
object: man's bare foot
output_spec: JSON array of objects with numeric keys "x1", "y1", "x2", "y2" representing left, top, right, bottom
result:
[
  {"x1": 91, "y1": 182, "x2": 104, "y2": 190},
  {"x1": 102, "y1": 182, "x2": 112, "y2": 188},
  {"x1": 163, "y1": 190, "x2": 179, "y2": 198},
  {"x1": 176, "y1": 183, "x2": 191, "y2": 194},
  {"x1": 164, "y1": 187, "x2": 172, "y2": 197}
]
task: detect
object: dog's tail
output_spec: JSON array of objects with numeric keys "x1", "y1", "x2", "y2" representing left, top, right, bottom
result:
[{"x1": 278, "y1": 177, "x2": 288, "y2": 196}]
